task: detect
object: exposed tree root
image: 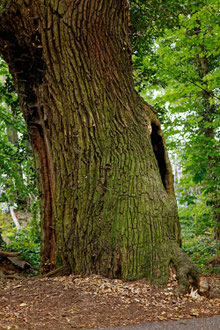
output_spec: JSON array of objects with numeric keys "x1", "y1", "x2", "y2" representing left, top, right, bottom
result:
[
  {"x1": 0, "y1": 250, "x2": 21, "y2": 257},
  {"x1": 42, "y1": 243, "x2": 202, "y2": 295},
  {"x1": 0, "y1": 250, "x2": 31, "y2": 281},
  {"x1": 170, "y1": 241, "x2": 201, "y2": 294},
  {"x1": 43, "y1": 265, "x2": 71, "y2": 278},
  {"x1": 0, "y1": 270, "x2": 20, "y2": 280}
]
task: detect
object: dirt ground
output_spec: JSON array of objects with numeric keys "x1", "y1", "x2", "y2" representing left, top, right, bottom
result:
[{"x1": 0, "y1": 273, "x2": 219, "y2": 330}]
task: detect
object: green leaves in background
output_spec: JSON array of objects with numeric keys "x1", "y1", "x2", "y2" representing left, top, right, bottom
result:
[
  {"x1": 131, "y1": 0, "x2": 219, "y2": 242},
  {"x1": 0, "y1": 57, "x2": 37, "y2": 208}
]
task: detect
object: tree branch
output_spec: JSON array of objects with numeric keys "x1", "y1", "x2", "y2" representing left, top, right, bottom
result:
[{"x1": 10, "y1": 206, "x2": 21, "y2": 230}]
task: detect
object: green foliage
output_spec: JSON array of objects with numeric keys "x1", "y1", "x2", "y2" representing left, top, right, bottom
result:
[
  {"x1": 0, "y1": 209, "x2": 40, "y2": 269},
  {"x1": 28, "y1": 200, "x2": 41, "y2": 244},
  {"x1": 5, "y1": 231, "x2": 40, "y2": 269},
  {"x1": 182, "y1": 235, "x2": 220, "y2": 274},
  {"x1": 132, "y1": 0, "x2": 219, "y2": 239},
  {"x1": 0, "y1": 57, "x2": 37, "y2": 208},
  {"x1": 177, "y1": 175, "x2": 219, "y2": 273},
  {"x1": 179, "y1": 192, "x2": 215, "y2": 236},
  {"x1": 130, "y1": 0, "x2": 186, "y2": 91},
  {"x1": 0, "y1": 56, "x2": 39, "y2": 270}
]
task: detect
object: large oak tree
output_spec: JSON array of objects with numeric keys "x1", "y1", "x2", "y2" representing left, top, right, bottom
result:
[{"x1": 0, "y1": 0, "x2": 199, "y2": 291}]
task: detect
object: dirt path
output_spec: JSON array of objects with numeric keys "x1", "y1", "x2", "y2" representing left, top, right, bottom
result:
[{"x1": 0, "y1": 275, "x2": 219, "y2": 329}]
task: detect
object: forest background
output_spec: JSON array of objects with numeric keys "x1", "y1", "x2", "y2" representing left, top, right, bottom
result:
[{"x1": 0, "y1": 0, "x2": 219, "y2": 274}]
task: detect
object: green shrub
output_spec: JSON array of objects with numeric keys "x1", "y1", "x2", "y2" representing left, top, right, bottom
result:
[
  {"x1": 0, "y1": 208, "x2": 40, "y2": 269},
  {"x1": 5, "y1": 230, "x2": 40, "y2": 269},
  {"x1": 182, "y1": 235, "x2": 220, "y2": 274}
]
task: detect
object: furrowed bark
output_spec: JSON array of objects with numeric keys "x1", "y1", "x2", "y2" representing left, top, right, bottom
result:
[{"x1": 0, "y1": 0, "x2": 199, "y2": 290}]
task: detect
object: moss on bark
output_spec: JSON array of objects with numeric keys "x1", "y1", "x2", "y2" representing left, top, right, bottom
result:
[{"x1": 0, "y1": 0, "x2": 199, "y2": 291}]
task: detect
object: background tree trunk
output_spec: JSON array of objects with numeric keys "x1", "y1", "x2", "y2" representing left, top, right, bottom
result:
[
  {"x1": 0, "y1": 0, "x2": 199, "y2": 288},
  {"x1": 196, "y1": 29, "x2": 220, "y2": 240}
]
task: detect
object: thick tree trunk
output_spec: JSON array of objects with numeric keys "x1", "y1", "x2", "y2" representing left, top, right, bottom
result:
[{"x1": 0, "y1": 0, "x2": 199, "y2": 288}]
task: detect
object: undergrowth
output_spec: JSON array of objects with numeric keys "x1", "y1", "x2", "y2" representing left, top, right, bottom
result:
[
  {"x1": 182, "y1": 235, "x2": 220, "y2": 274},
  {"x1": 0, "y1": 206, "x2": 41, "y2": 270}
]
